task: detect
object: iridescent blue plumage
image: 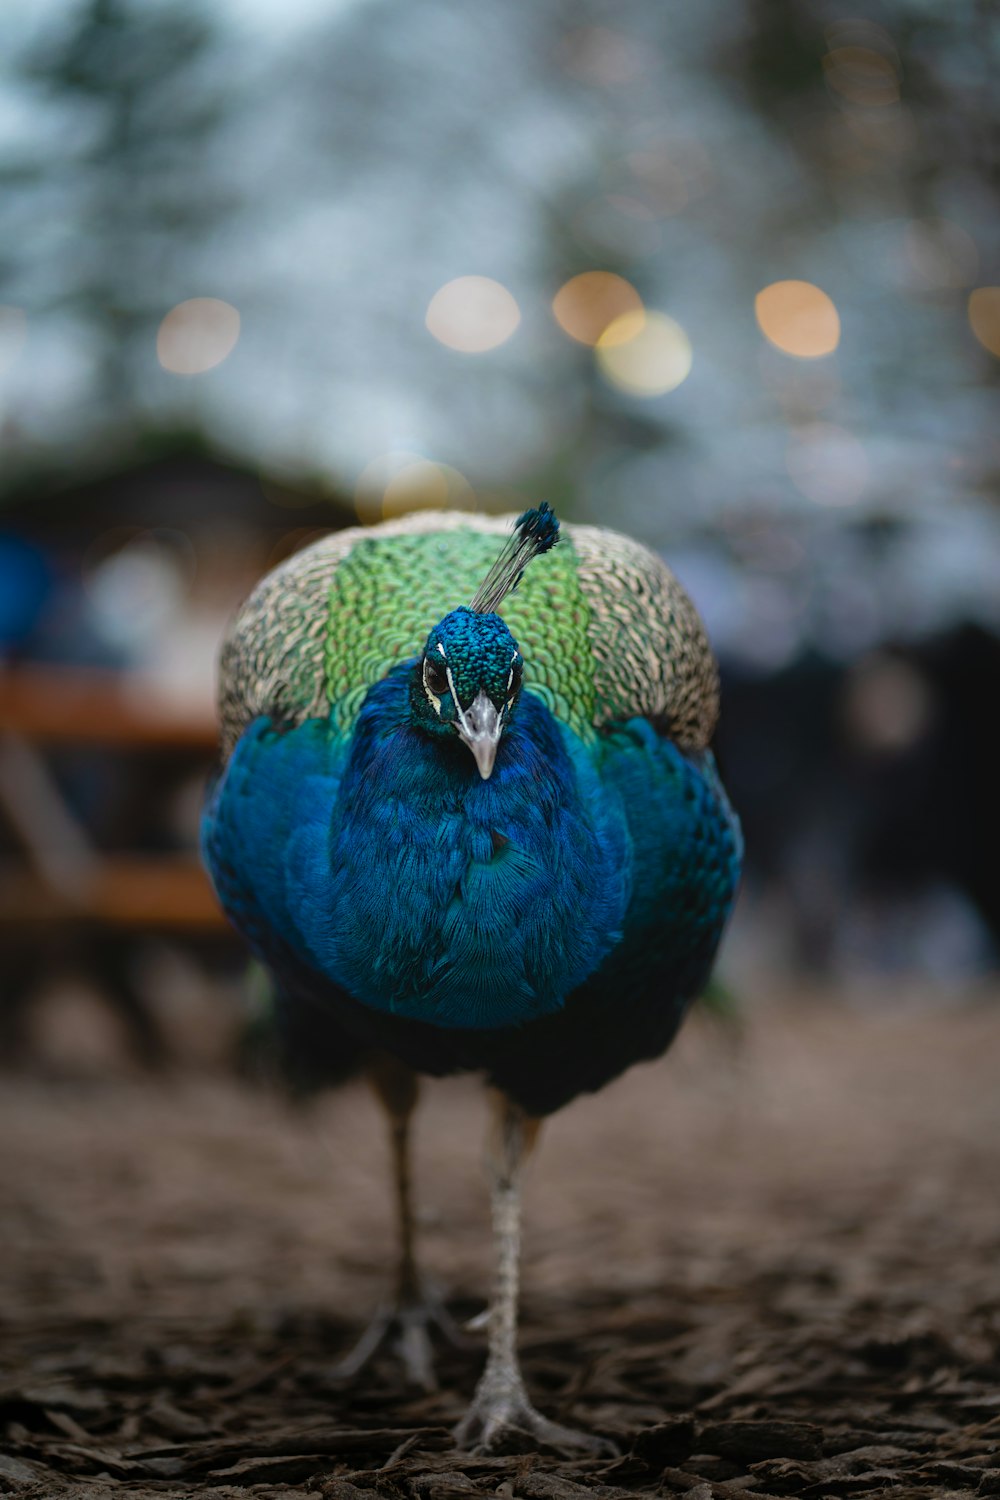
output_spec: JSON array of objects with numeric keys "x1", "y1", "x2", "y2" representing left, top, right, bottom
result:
[{"x1": 203, "y1": 660, "x2": 741, "y2": 1102}]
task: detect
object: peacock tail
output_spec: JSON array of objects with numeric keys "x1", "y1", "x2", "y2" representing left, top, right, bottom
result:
[{"x1": 218, "y1": 512, "x2": 719, "y2": 760}]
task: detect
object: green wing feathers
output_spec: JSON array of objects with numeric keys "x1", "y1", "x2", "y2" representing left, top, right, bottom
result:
[{"x1": 218, "y1": 512, "x2": 719, "y2": 758}]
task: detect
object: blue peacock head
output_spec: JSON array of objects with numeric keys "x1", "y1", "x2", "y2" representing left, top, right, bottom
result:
[{"x1": 408, "y1": 504, "x2": 559, "y2": 780}]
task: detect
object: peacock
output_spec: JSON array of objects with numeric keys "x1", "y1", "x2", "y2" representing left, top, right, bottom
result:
[{"x1": 202, "y1": 505, "x2": 742, "y2": 1453}]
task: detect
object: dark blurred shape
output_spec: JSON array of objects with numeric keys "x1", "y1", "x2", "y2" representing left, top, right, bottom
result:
[{"x1": 718, "y1": 625, "x2": 1000, "y2": 977}]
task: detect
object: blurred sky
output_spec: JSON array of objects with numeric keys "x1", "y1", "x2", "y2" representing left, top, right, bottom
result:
[{"x1": 1, "y1": 0, "x2": 998, "y2": 663}]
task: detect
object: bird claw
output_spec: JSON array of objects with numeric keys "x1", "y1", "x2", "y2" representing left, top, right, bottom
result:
[
  {"x1": 329, "y1": 1285, "x2": 472, "y2": 1392},
  {"x1": 453, "y1": 1368, "x2": 619, "y2": 1457}
]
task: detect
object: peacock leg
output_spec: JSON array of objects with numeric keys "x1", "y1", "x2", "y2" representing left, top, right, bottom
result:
[
  {"x1": 331, "y1": 1054, "x2": 465, "y2": 1391},
  {"x1": 453, "y1": 1092, "x2": 617, "y2": 1456}
]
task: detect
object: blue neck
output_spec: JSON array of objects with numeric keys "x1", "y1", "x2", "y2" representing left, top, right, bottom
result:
[{"x1": 287, "y1": 665, "x2": 629, "y2": 1028}]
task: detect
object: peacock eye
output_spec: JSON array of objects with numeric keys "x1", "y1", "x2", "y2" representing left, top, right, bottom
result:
[{"x1": 423, "y1": 658, "x2": 449, "y2": 697}]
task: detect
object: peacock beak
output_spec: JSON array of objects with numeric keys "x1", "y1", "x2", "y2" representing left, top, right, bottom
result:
[{"x1": 456, "y1": 690, "x2": 502, "y2": 780}]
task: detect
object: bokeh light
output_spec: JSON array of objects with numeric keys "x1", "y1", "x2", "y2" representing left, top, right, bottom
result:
[
  {"x1": 967, "y1": 288, "x2": 1000, "y2": 358},
  {"x1": 0, "y1": 305, "x2": 28, "y2": 374},
  {"x1": 755, "y1": 281, "x2": 841, "y2": 359},
  {"x1": 425, "y1": 277, "x2": 520, "y2": 354},
  {"x1": 552, "y1": 272, "x2": 643, "y2": 346},
  {"x1": 157, "y1": 298, "x2": 241, "y2": 375},
  {"x1": 822, "y1": 45, "x2": 900, "y2": 107},
  {"x1": 843, "y1": 653, "x2": 933, "y2": 754},
  {"x1": 595, "y1": 310, "x2": 692, "y2": 396},
  {"x1": 786, "y1": 424, "x2": 868, "y2": 506},
  {"x1": 81, "y1": 530, "x2": 194, "y2": 650},
  {"x1": 354, "y1": 450, "x2": 475, "y2": 523}
]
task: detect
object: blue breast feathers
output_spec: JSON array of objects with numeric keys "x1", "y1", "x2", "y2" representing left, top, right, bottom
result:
[
  {"x1": 204, "y1": 665, "x2": 634, "y2": 1028},
  {"x1": 204, "y1": 666, "x2": 742, "y2": 1033}
]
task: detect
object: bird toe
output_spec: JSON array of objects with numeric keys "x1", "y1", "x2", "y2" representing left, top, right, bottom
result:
[
  {"x1": 328, "y1": 1284, "x2": 468, "y2": 1393},
  {"x1": 453, "y1": 1382, "x2": 618, "y2": 1457}
]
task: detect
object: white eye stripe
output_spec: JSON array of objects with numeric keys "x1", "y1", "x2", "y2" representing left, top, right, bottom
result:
[
  {"x1": 505, "y1": 651, "x2": 523, "y2": 694},
  {"x1": 422, "y1": 656, "x2": 444, "y2": 715}
]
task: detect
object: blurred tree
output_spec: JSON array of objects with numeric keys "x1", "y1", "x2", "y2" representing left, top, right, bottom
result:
[{"x1": 1, "y1": 0, "x2": 234, "y2": 417}]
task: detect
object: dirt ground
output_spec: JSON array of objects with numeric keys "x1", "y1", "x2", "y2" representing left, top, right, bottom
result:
[{"x1": 2, "y1": 995, "x2": 1000, "y2": 1499}]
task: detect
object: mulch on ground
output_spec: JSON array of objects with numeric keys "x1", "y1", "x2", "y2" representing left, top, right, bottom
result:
[{"x1": 2, "y1": 996, "x2": 999, "y2": 1498}]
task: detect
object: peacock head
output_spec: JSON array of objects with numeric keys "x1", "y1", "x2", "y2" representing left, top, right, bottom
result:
[{"x1": 408, "y1": 504, "x2": 559, "y2": 780}]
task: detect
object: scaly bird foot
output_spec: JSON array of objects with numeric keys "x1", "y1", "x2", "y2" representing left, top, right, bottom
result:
[
  {"x1": 453, "y1": 1366, "x2": 619, "y2": 1457},
  {"x1": 329, "y1": 1285, "x2": 471, "y2": 1392}
]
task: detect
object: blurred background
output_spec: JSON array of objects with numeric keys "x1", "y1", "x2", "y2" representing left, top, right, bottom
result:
[{"x1": 1, "y1": 0, "x2": 998, "y2": 1073}]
